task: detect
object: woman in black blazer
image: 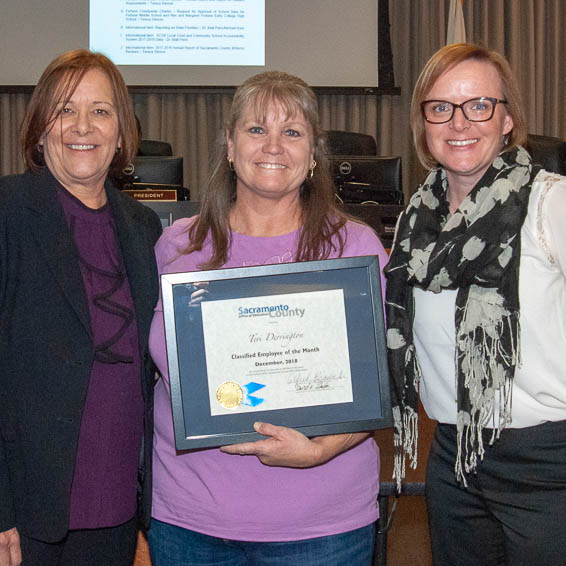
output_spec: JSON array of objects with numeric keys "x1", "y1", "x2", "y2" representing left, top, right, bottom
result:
[{"x1": 0, "y1": 50, "x2": 161, "y2": 566}]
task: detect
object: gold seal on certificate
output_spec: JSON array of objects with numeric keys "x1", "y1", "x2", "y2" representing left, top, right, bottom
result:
[{"x1": 216, "y1": 381, "x2": 244, "y2": 409}]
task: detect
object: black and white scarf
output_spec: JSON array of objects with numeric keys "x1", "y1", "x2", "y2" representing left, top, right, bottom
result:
[{"x1": 385, "y1": 146, "x2": 540, "y2": 486}]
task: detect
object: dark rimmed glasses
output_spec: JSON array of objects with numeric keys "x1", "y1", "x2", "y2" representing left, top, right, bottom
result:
[{"x1": 421, "y1": 97, "x2": 508, "y2": 124}]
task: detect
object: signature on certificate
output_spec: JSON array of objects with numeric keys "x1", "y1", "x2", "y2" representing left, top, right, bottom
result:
[{"x1": 287, "y1": 370, "x2": 347, "y2": 392}]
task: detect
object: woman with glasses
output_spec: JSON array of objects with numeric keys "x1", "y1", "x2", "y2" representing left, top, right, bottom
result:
[{"x1": 385, "y1": 43, "x2": 566, "y2": 566}]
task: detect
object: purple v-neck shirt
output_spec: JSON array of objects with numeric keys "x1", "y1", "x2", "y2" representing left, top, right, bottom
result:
[{"x1": 58, "y1": 186, "x2": 143, "y2": 529}]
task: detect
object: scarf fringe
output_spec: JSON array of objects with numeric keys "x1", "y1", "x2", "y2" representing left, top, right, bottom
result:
[
  {"x1": 393, "y1": 405, "x2": 419, "y2": 492},
  {"x1": 455, "y1": 312, "x2": 520, "y2": 484}
]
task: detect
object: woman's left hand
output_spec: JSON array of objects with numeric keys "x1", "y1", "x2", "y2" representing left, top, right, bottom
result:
[{"x1": 220, "y1": 422, "x2": 370, "y2": 467}]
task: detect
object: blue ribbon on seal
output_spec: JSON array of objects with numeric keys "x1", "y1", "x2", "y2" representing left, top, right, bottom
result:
[{"x1": 242, "y1": 381, "x2": 265, "y2": 407}]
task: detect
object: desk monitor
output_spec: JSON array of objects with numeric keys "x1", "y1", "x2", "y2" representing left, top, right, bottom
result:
[{"x1": 329, "y1": 156, "x2": 403, "y2": 205}]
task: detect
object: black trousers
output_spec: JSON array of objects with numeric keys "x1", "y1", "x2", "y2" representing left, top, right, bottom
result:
[
  {"x1": 20, "y1": 516, "x2": 138, "y2": 566},
  {"x1": 425, "y1": 421, "x2": 566, "y2": 566}
]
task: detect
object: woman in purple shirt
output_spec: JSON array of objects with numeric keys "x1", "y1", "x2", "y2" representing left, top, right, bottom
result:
[{"x1": 148, "y1": 71, "x2": 389, "y2": 566}]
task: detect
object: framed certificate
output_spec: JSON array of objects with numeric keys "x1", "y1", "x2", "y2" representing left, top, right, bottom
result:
[{"x1": 161, "y1": 255, "x2": 391, "y2": 450}]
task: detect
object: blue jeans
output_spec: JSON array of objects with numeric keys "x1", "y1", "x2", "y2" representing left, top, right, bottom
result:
[{"x1": 147, "y1": 519, "x2": 375, "y2": 566}]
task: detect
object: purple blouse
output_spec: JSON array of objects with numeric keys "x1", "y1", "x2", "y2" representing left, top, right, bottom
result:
[{"x1": 58, "y1": 186, "x2": 143, "y2": 529}]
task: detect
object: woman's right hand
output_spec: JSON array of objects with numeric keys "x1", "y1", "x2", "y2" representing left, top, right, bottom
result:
[{"x1": 0, "y1": 528, "x2": 21, "y2": 566}]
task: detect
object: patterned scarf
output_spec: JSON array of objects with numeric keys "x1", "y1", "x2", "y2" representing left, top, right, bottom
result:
[{"x1": 385, "y1": 146, "x2": 540, "y2": 487}]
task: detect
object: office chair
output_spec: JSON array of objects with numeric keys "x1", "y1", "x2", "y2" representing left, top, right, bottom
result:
[
  {"x1": 525, "y1": 134, "x2": 566, "y2": 176},
  {"x1": 132, "y1": 156, "x2": 183, "y2": 186},
  {"x1": 325, "y1": 130, "x2": 377, "y2": 156},
  {"x1": 137, "y1": 139, "x2": 173, "y2": 157}
]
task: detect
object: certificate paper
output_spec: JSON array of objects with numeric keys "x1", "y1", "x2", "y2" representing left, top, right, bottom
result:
[{"x1": 201, "y1": 289, "x2": 353, "y2": 416}]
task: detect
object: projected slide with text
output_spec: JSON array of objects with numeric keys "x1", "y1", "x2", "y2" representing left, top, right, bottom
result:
[{"x1": 90, "y1": 0, "x2": 265, "y2": 65}]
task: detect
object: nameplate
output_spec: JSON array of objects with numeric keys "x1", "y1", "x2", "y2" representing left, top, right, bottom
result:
[{"x1": 123, "y1": 189, "x2": 178, "y2": 202}]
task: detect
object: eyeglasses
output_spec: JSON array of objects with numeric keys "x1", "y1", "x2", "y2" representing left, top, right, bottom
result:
[{"x1": 421, "y1": 97, "x2": 508, "y2": 123}]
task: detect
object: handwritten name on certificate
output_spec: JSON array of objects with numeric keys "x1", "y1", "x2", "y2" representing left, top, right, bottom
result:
[{"x1": 200, "y1": 289, "x2": 353, "y2": 416}]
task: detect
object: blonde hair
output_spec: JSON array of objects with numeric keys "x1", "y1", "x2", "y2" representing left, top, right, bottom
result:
[{"x1": 186, "y1": 71, "x2": 349, "y2": 269}]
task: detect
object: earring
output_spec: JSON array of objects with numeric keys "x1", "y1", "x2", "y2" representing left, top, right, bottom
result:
[
  {"x1": 122, "y1": 162, "x2": 135, "y2": 176},
  {"x1": 227, "y1": 156, "x2": 235, "y2": 171},
  {"x1": 37, "y1": 143, "x2": 44, "y2": 153},
  {"x1": 116, "y1": 147, "x2": 121, "y2": 154},
  {"x1": 308, "y1": 160, "x2": 317, "y2": 179}
]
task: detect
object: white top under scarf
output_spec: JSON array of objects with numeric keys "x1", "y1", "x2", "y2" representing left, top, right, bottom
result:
[{"x1": 414, "y1": 170, "x2": 566, "y2": 428}]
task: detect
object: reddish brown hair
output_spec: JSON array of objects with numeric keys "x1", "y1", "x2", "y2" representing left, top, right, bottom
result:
[
  {"x1": 411, "y1": 44, "x2": 527, "y2": 169},
  {"x1": 21, "y1": 49, "x2": 138, "y2": 174}
]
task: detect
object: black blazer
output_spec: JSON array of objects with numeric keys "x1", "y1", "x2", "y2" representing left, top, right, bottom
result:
[{"x1": 0, "y1": 169, "x2": 162, "y2": 542}]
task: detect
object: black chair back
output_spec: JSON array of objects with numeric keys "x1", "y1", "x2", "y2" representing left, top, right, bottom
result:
[
  {"x1": 137, "y1": 139, "x2": 173, "y2": 157},
  {"x1": 325, "y1": 130, "x2": 377, "y2": 156},
  {"x1": 525, "y1": 134, "x2": 566, "y2": 176},
  {"x1": 133, "y1": 156, "x2": 184, "y2": 187}
]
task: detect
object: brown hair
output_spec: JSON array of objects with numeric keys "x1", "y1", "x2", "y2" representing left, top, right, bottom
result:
[
  {"x1": 186, "y1": 71, "x2": 349, "y2": 269},
  {"x1": 410, "y1": 43, "x2": 528, "y2": 169},
  {"x1": 21, "y1": 49, "x2": 138, "y2": 174}
]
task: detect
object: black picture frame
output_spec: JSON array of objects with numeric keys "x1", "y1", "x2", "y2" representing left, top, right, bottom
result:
[{"x1": 161, "y1": 255, "x2": 391, "y2": 450}]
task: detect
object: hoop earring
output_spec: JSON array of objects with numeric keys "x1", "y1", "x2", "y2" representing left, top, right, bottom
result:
[
  {"x1": 227, "y1": 157, "x2": 235, "y2": 171},
  {"x1": 122, "y1": 162, "x2": 135, "y2": 176},
  {"x1": 308, "y1": 160, "x2": 317, "y2": 179}
]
